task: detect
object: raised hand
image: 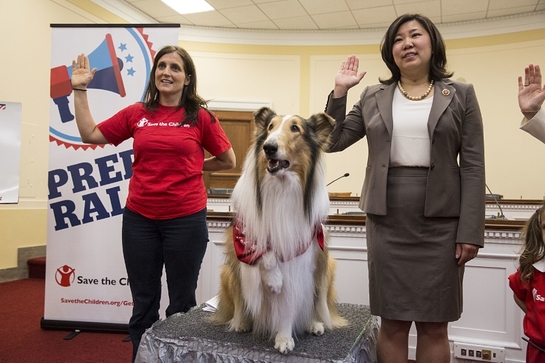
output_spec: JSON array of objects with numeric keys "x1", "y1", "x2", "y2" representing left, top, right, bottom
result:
[
  {"x1": 71, "y1": 54, "x2": 97, "y2": 89},
  {"x1": 518, "y1": 64, "x2": 545, "y2": 119},
  {"x1": 333, "y1": 55, "x2": 367, "y2": 98}
]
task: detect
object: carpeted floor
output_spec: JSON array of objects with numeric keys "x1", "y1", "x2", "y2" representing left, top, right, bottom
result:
[
  {"x1": 0, "y1": 278, "x2": 417, "y2": 363},
  {"x1": 0, "y1": 278, "x2": 132, "y2": 363}
]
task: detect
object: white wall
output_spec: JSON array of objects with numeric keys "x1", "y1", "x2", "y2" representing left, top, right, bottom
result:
[
  {"x1": 447, "y1": 40, "x2": 545, "y2": 200},
  {"x1": 192, "y1": 52, "x2": 301, "y2": 114}
]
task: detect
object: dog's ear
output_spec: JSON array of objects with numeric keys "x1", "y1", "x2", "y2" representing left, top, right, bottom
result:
[
  {"x1": 309, "y1": 113, "x2": 335, "y2": 149},
  {"x1": 253, "y1": 107, "x2": 276, "y2": 132}
]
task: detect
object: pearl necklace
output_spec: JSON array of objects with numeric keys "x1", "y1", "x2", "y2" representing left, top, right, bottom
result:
[{"x1": 397, "y1": 80, "x2": 434, "y2": 101}]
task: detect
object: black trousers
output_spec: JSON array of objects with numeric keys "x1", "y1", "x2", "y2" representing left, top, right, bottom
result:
[{"x1": 122, "y1": 207, "x2": 209, "y2": 362}]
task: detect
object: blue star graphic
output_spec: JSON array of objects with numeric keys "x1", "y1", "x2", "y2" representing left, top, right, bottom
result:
[
  {"x1": 118, "y1": 43, "x2": 127, "y2": 52},
  {"x1": 127, "y1": 68, "x2": 136, "y2": 76},
  {"x1": 125, "y1": 54, "x2": 134, "y2": 63}
]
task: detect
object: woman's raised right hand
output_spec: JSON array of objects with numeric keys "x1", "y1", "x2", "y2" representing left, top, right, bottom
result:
[
  {"x1": 333, "y1": 55, "x2": 367, "y2": 98},
  {"x1": 71, "y1": 54, "x2": 97, "y2": 89}
]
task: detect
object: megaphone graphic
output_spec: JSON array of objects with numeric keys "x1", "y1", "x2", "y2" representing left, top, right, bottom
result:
[{"x1": 50, "y1": 33, "x2": 126, "y2": 123}]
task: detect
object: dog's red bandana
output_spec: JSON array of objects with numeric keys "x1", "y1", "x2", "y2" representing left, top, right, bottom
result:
[{"x1": 233, "y1": 217, "x2": 325, "y2": 265}]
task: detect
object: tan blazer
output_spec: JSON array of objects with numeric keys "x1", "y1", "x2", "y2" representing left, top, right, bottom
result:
[
  {"x1": 520, "y1": 108, "x2": 545, "y2": 144},
  {"x1": 326, "y1": 79, "x2": 485, "y2": 246}
]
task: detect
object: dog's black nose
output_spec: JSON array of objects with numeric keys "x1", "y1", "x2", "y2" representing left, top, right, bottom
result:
[{"x1": 263, "y1": 143, "x2": 277, "y2": 156}]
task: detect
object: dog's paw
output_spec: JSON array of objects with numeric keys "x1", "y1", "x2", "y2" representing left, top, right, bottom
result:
[
  {"x1": 259, "y1": 253, "x2": 283, "y2": 293},
  {"x1": 233, "y1": 324, "x2": 251, "y2": 333},
  {"x1": 264, "y1": 269, "x2": 283, "y2": 294},
  {"x1": 309, "y1": 321, "x2": 325, "y2": 336},
  {"x1": 274, "y1": 335, "x2": 295, "y2": 354},
  {"x1": 231, "y1": 321, "x2": 251, "y2": 333},
  {"x1": 230, "y1": 316, "x2": 251, "y2": 333}
]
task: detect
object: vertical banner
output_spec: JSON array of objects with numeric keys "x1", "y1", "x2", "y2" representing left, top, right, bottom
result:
[
  {"x1": 44, "y1": 24, "x2": 179, "y2": 330},
  {"x1": 0, "y1": 102, "x2": 22, "y2": 203}
]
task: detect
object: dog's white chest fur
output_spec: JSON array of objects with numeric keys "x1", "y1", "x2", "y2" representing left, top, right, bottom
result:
[{"x1": 240, "y1": 240, "x2": 320, "y2": 330}]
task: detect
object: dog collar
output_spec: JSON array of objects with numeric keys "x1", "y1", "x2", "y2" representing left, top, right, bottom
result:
[{"x1": 233, "y1": 217, "x2": 324, "y2": 265}]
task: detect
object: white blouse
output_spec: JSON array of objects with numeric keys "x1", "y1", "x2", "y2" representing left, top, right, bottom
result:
[{"x1": 390, "y1": 88, "x2": 433, "y2": 167}]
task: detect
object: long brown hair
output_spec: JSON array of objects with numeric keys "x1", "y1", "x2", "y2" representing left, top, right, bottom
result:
[
  {"x1": 379, "y1": 13, "x2": 453, "y2": 85},
  {"x1": 519, "y1": 207, "x2": 545, "y2": 283},
  {"x1": 142, "y1": 45, "x2": 212, "y2": 125}
]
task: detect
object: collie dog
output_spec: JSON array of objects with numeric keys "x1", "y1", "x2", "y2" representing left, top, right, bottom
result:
[{"x1": 211, "y1": 107, "x2": 347, "y2": 353}]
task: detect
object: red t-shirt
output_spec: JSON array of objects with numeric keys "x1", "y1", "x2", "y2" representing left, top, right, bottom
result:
[
  {"x1": 508, "y1": 267, "x2": 545, "y2": 349},
  {"x1": 97, "y1": 103, "x2": 232, "y2": 219}
]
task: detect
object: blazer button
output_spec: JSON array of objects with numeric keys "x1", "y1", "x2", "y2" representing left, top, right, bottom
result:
[{"x1": 430, "y1": 164, "x2": 435, "y2": 169}]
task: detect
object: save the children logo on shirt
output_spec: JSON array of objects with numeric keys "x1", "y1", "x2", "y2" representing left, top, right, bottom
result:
[
  {"x1": 533, "y1": 288, "x2": 545, "y2": 302},
  {"x1": 136, "y1": 117, "x2": 187, "y2": 127},
  {"x1": 49, "y1": 28, "x2": 157, "y2": 150},
  {"x1": 137, "y1": 118, "x2": 149, "y2": 127}
]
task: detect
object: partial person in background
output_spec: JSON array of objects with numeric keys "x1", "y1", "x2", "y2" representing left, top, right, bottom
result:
[
  {"x1": 518, "y1": 64, "x2": 545, "y2": 143},
  {"x1": 324, "y1": 14, "x2": 485, "y2": 363},
  {"x1": 70, "y1": 45, "x2": 236, "y2": 362},
  {"x1": 508, "y1": 206, "x2": 545, "y2": 363}
]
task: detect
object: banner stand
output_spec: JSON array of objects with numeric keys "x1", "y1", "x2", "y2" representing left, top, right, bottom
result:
[
  {"x1": 45, "y1": 24, "x2": 179, "y2": 335},
  {"x1": 40, "y1": 318, "x2": 128, "y2": 334}
]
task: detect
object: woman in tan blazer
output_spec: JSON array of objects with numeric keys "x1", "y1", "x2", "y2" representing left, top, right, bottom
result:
[{"x1": 325, "y1": 14, "x2": 485, "y2": 363}]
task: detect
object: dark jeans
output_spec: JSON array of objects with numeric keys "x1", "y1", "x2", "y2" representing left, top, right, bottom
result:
[{"x1": 122, "y1": 207, "x2": 209, "y2": 362}]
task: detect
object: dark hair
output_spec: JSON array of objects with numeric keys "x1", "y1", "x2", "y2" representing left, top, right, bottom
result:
[
  {"x1": 379, "y1": 14, "x2": 453, "y2": 85},
  {"x1": 519, "y1": 207, "x2": 545, "y2": 283},
  {"x1": 143, "y1": 45, "x2": 211, "y2": 125}
]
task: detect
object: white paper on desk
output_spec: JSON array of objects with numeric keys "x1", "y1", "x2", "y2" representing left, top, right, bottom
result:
[{"x1": 203, "y1": 295, "x2": 219, "y2": 312}]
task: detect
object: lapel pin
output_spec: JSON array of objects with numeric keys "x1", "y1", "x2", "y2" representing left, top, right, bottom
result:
[{"x1": 442, "y1": 89, "x2": 450, "y2": 96}]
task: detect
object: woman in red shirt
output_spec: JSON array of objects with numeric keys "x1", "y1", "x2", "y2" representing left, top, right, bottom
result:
[{"x1": 71, "y1": 45, "x2": 236, "y2": 362}]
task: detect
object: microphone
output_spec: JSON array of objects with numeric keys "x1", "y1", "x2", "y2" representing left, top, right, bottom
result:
[
  {"x1": 485, "y1": 184, "x2": 506, "y2": 220},
  {"x1": 327, "y1": 173, "x2": 350, "y2": 186}
]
